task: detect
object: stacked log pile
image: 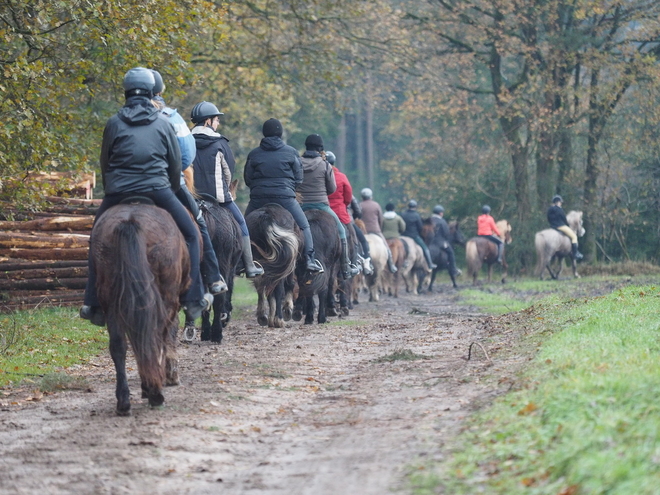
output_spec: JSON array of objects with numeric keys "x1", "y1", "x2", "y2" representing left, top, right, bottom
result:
[{"x1": 0, "y1": 198, "x2": 99, "y2": 311}]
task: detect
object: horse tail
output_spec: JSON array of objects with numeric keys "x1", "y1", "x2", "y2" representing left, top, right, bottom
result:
[
  {"x1": 534, "y1": 232, "x2": 546, "y2": 276},
  {"x1": 107, "y1": 219, "x2": 167, "y2": 390},
  {"x1": 252, "y1": 222, "x2": 299, "y2": 295},
  {"x1": 466, "y1": 239, "x2": 479, "y2": 277}
]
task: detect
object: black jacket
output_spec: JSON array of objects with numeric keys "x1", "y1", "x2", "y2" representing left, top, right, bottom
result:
[
  {"x1": 244, "y1": 136, "x2": 302, "y2": 199},
  {"x1": 547, "y1": 205, "x2": 568, "y2": 229},
  {"x1": 192, "y1": 130, "x2": 232, "y2": 203},
  {"x1": 401, "y1": 209, "x2": 423, "y2": 238},
  {"x1": 431, "y1": 215, "x2": 450, "y2": 243},
  {"x1": 100, "y1": 96, "x2": 181, "y2": 195}
]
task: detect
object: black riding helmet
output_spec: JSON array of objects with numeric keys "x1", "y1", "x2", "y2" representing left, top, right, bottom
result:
[
  {"x1": 123, "y1": 67, "x2": 154, "y2": 99},
  {"x1": 482, "y1": 205, "x2": 491, "y2": 214},
  {"x1": 190, "y1": 101, "x2": 224, "y2": 124},
  {"x1": 151, "y1": 69, "x2": 164, "y2": 95},
  {"x1": 408, "y1": 199, "x2": 418, "y2": 209},
  {"x1": 325, "y1": 151, "x2": 336, "y2": 165}
]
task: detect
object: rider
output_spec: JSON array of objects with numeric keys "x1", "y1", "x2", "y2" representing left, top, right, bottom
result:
[
  {"x1": 477, "y1": 204, "x2": 503, "y2": 264},
  {"x1": 547, "y1": 195, "x2": 584, "y2": 261},
  {"x1": 298, "y1": 135, "x2": 359, "y2": 279},
  {"x1": 151, "y1": 72, "x2": 227, "y2": 295},
  {"x1": 326, "y1": 151, "x2": 373, "y2": 275},
  {"x1": 359, "y1": 188, "x2": 398, "y2": 273},
  {"x1": 430, "y1": 205, "x2": 460, "y2": 276},
  {"x1": 243, "y1": 118, "x2": 324, "y2": 273},
  {"x1": 347, "y1": 194, "x2": 373, "y2": 271},
  {"x1": 382, "y1": 203, "x2": 406, "y2": 240},
  {"x1": 401, "y1": 200, "x2": 437, "y2": 270},
  {"x1": 80, "y1": 68, "x2": 212, "y2": 325},
  {"x1": 190, "y1": 101, "x2": 264, "y2": 278}
]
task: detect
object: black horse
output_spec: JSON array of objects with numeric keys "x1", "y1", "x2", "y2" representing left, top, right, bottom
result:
[
  {"x1": 422, "y1": 218, "x2": 466, "y2": 290},
  {"x1": 293, "y1": 209, "x2": 341, "y2": 324},
  {"x1": 92, "y1": 204, "x2": 189, "y2": 415},
  {"x1": 185, "y1": 198, "x2": 242, "y2": 343},
  {"x1": 246, "y1": 204, "x2": 301, "y2": 328},
  {"x1": 331, "y1": 221, "x2": 359, "y2": 316}
]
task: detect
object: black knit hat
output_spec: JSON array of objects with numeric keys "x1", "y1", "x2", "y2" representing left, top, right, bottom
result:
[
  {"x1": 304, "y1": 133, "x2": 324, "y2": 151},
  {"x1": 262, "y1": 118, "x2": 283, "y2": 137}
]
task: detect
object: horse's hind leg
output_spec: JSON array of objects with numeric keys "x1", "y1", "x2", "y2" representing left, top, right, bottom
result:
[
  {"x1": 210, "y1": 295, "x2": 224, "y2": 343},
  {"x1": 304, "y1": 296, "x2": 316, "y2": 325},
  {"x1": 165, "y1": 321, "x2": 180, "y2": 386},
  {"x1": 256, "y1": 291, "x2": 269, "y2": 327},
  {"x1": 272, "y1": 283, "x2": 285, "y2": 328},
  {"x1": 108, "y1": 325, "x2": 131, "y2": 416}
]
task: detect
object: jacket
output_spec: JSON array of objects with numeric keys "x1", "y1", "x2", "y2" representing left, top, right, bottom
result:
[
  {"x1": 547, "y1": 205, "x2": 569, "y2": 229},
  {"x1": 431, "y1": 214, "x2": 451, "y2": 243},
  {"x1": 401, "y1": 208, "x2": 423, "y2": 238},
  {"x1": 328, "y1": 167, "x2": 352, "y2": 224},
  {"x1": 477, "y1": 214, "x2": 501, "y2": 237},
  {"x1": 101, "y1": 96, "x2": 181, "y2": 195},
  {"x1": 360, "y1": 199, "x2": 383, "y2": 234},
  {"x1": 244, "y1": 136, "x2": 302, "y2": 199},
  {"x1": 382, "y1": 211, "x2": 406, "y2": 239},
  {"x1": 159, "y1": 102, "x2": 195, "y2": 187},
  {"x1": 298, "y1": 151, "x2": 336, "y2": 204},
  {"x1": 191, "y1": 126, "x2": 233, "y2": 204}
]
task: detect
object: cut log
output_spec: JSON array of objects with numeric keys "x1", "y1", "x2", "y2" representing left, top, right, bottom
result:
[
  {"x1": 0, "y1": 248, "x2": 88, "y2": 261},
  {"x1": 0, "y1": 260, "x2": 88, "y2": 271},
  {"x1": 0, "y1": 277, "x2": 87, "y2": 291},
  {"x1": 0, "y1": 266, "x2": 87, "y2": 281},
  {"x1": 0, "y1": 232, "x2": 89, "y2": 249},
  {"x1": 0, "y1": 216, "x2": 94, "y2": 232}
]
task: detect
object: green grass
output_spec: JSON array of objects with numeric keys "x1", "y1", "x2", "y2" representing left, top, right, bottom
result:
[
  {"x1": 0, "y1": 308, "x2": 107, "y2": 388},
  {"x1": 412, "y1": 285, "x2": 660, "y2": 494}
]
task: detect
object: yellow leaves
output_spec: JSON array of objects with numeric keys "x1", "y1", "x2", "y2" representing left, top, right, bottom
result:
[{"x1": 517, "y1": 402, "x2": 538, "y2": 415}]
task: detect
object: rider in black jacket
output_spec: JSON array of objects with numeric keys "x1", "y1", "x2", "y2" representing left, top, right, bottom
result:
[
  {"x1": 401, "y1": 200, "x2": 437, "y2": 270},
  {"x1": 547, "y1": 195, "x2": 583, "y2": 260}
]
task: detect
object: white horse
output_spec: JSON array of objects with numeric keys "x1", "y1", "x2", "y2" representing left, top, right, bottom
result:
[{"x1": 535, "y1": 211, "x2": 585, "y2": 280}]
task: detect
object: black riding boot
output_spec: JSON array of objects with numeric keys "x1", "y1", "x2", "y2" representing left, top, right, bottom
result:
[
  {"x1": 571, "y1": 243, "x2": 584, "y2": 261},
  {"x1": 241, "y1": 235, "x2": 264, "y2": 278},
  {"x1": 496, "y1": 243, "x2": 504, "y2": 264},
  {"x1": 341, "y1": 238, "x2": 360, "y2": 279}
]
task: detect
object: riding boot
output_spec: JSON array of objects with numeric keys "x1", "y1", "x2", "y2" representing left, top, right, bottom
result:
[
  {"x1": 423, "y1": 246, "x2": 437, "y2": 270},
  {"x1": 386, "y1": 247, "x2": 398, "y2": 273},
  {"x1": 571, "y1": 243, "x2": 584, "y2": 261},
  {"x1": 241, "y1": 235, "x2": 264, "y2": 278},
  {"x1": 341, "y1": 237, "x2": 360, "y2": 279},
  {"x1": 496, "y1": 243, "x2": 504, "y2": 264},
  {"x1": 302, "y1": 227, "x2": 324, "y2": 273}
]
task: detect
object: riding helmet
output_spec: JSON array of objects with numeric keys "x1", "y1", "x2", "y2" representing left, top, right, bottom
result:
[
  {"x1": 325, "y1": 151, "x2": 336, "y2": 165},
  {"x1": 408, "y1": 200, "x2": 418, "y2": 209},
  {"x1": 123, "y1": 67, "x2": 155, "y2": 99},
  {"x1": 190, "y1": 101, "x2": 224, "y2": 124},
  {"x1": 385, "y1": 202, "x2": 395, "y2": 211},
  {"x1": 552, "y1": 195, "x2": 563, "y2": 204},
  {"x1": 482, "y1": 205, "x2": 491, "y2": 214},
  {"x1": 150, "y1": 70, "x2": 164, "y2": 95},
  {"x1": 433, "y1": 205, "x2": 444, "y2": 214},
  {"x1": 361, "y1": 188, "x2": 373, "y2": 200}
]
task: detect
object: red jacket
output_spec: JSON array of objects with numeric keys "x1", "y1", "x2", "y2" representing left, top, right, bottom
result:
[
  {"x1": 477, "y1": 214, "x2": 501, "y2": 237},
  {"x1": 328, "y1": 167, "x2": 352, "y2": 224}
]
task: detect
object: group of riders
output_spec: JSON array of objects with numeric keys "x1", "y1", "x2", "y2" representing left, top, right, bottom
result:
[{"x1": 79, "y1": 67, "x2": 583, "y2": 326}]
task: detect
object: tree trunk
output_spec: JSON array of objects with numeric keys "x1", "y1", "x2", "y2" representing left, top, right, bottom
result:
[
  {"x1": 0, "y1": 266, "x2": 87, "y2": 281},
  {"x1": 0, "y1": 216, "x2": 93, "y2": 232},
  {"x1": 0, "y1": 232, "x2": 89, "y2": 249},
  {"x1": 0, "y1": 248, "x2": 89, "y2": 260},
  {"x1": 365, "y1": 75, "x2": 375, "y2": 189},
  {"x1": 0, "y1": 277, "x2": 87, "y2": 291}
]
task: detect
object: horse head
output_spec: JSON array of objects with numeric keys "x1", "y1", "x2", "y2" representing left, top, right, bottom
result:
[
  {"x1": 567, "y1": 211, "x2": 585, "y2": 237},
  {"x1": 449, "y1": 220, "x2": 467, "y2": 247},
  {"x1": 496, "y1": 219, "x2": 513, "y2": 244}
]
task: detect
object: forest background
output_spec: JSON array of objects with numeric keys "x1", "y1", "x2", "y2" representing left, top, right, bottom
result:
[{"x1": 2, "y1": 0, "x2": 660, "y2": 273}]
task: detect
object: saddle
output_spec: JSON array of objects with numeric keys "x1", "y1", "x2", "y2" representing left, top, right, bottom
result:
[
  {"x1": 119, "y1": 194, "x2": 155, "y2": 206},
  {"x1": 196, "y1": 192, "x2": 219, "y2": 213}
]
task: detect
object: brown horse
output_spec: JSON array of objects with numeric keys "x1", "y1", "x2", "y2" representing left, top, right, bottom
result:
[
  {"x1": 92, "y1": 204, "x2": 189, "y2": 416},
  {"x1": 383, "y1": 237, "x2": 406, "y2": 297},
  {"x1": 465, "y1": 220, "x2": 513, "y2": 285},
  {"x1": 535, "y1": 211, "x2": 585, "y2": 280},
  {"x1": 246, "y1": 204, "x2": 301, "y2": 328}
]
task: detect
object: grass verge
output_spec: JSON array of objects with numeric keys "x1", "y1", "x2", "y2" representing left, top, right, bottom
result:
[{"x1": 412, "y1": 284, "x2": 660, "y2": 494}]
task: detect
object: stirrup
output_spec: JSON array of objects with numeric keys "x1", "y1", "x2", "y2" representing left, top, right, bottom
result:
[
  {"x1": 306, "y1": 258, "x2": 324, "y2": 273},
  {"x1": 210, "y1": 278, "x2": 228, "y2": 294},
  {"x1": 245, "y1": 260, "x2": 264, "y2": 278}
]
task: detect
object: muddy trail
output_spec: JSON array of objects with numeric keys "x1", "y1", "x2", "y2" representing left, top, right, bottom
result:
[{"x1": 0, "y1": 288, "x2": 533, "y2": 495}]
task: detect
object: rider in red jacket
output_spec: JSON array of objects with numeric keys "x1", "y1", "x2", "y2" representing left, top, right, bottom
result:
[{"x1": 477, "y1": 205, "x2": 503, "y2": 263}]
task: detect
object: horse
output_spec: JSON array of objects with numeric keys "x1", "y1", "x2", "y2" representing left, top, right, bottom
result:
[
  {"x1": 246, "y1": 204, "x2": 301, "y2": 328},
  {"x1": 535, "y1": 211, "x2": 585, "y2": 280},
  {"x1": 333, "y1": 221, "x2": 360, "y2": 315},
  {"x1": 465, "y1": 219, "x2": 513, "y2": 285},
  {"x1": 293, "y1": 209, "x2": 341, "y2": 324},
  {"x1": 399, "y1": 236, "x2": 432, "y2": 294},
  {"x1": 364, "y1": 233, "x2": 389, "y2": 302},
  {"x1": 382, "y1": 237, "x2": 406, "y2": 297},
  {"x1": 91, "y1": 204, "x2": 189, "y2": 416},
  {"x1": 422, "y1": 218, "x2": 467, "y2": 290},
  {"x1": 185, "y1": 198, "x2": 242, "y2": 343}
]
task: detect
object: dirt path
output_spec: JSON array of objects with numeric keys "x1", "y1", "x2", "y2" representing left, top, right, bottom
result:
[{"x1": 0, "y1": 289, "x2": 524, "y2": 495}]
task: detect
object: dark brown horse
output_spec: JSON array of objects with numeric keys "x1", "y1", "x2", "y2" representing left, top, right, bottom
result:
[
  {"x1": 422, "y1": 218, "x2": 466, "y2": 290},
  {"x1": 465, "y1": 220, "x2": 513, "y2": 285},
  {"x1": 246, "y1": 204, "x2": 301, "y2": 328},
  {"x1": 190, "y1": 198, "x2": 242, "y2": 343},
  {"x1": 332, "y1": 221, "x2": 359, "y2": 316},
  {"x1": 293, "y1": 209, "x2": 341, "y2": 324},
  {"x1": 92, "y1": 204, "x2": 189, "y2": 416}
]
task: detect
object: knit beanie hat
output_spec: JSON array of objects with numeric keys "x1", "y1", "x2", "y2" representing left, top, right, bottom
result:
[
  {"x1": 262, "y1": 118, "x2": 283, "y2": 137},
  {"x1": 304, "y1": 133, "x2": 324, "y2": 151}
]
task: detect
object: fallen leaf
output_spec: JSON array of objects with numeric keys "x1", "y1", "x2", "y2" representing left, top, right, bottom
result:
[{"x1": 518, "y1": 402, "x2": 538, "y2": 415}]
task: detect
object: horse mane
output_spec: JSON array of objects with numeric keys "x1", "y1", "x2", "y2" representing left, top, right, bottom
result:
[
  {"x1": 496, "y1": 219, "x2": 512, "y2": 243},
  {"x1": 566, "y1": 211, "x2": 583, "y2": 233},
  {"x1": 354, "y1": 218, "x2": 367, "y2": 234}
]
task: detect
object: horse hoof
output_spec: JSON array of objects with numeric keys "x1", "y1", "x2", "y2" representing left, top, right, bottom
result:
[
  {"x1": 292, "y1": 310, "x2": 302, "y2": 322},
  {"x1": 149, "y1": 393, "x2": 165, "y2": 407},
  {"x1": 340, "y1": 307, "x2": 349, "y2": 317},
  {"x1": 274, "y1": 319, "x2": 284, "y2": 328},
  {"x1": 327, "y1": 307, "x2": 338, "y2": 317},
  {"x1": 283, "y1": 308, "x2": 292, "y2": 321},
  {"x1": 116, "y1": 408, "x2": 131, "y2": 417},
  {"x1": 257, "y1": 315, "x2": 269, "y2": 326}
]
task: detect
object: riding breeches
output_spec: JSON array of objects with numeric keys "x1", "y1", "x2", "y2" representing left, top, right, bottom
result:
[
  {"x1": 352, "y1": 221, "x2": 371, "y2": 257},
  {"x1": 220, "y1": 200, "x2": 250, "y2": 237},
  {"x1": 479, "y1": 234, "x2": 503, "y2": 246},
  {"x1": 555, "y1": 225, "x2": 578, "y2": 244},
  {"x1": 301, "y1": 202, "x2": 346, "y2": 240}
]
